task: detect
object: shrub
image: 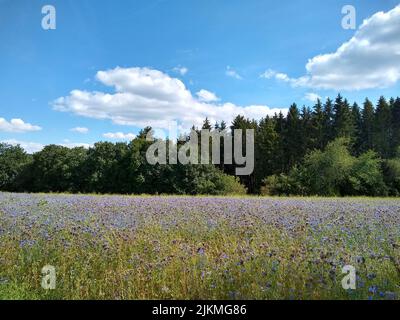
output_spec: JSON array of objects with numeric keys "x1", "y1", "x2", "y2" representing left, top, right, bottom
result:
[
  {"x1": 383, "y1": 158, "x2": 400, "y2": 196},
  {"x1": 346, "y1": 151, "x2": 387, "y2": 196}
]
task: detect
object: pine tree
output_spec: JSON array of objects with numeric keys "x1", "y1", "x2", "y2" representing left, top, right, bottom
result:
[
  {"x1": 273, "y1": 112, "x2": 286, "y2": 172},
  {"x1": 311, "y1": 99, "x2": 325, "y2": 150},
  {"x1": 220, "y1": 121, "x2": 227, "y2": 131},
  {"x1": 230, "y1": 115, "x2": 257, "y2": 192},
  {"x1": 301, "y1": 106, "x2": 313, "y2": 152},
  {"x1": 391, "y1": 97, "x2": 400, "y2": 156},
  {"x1": 333, "y1": 94, "x2": 355, "y2": 139},
  {"x1": 322, "y1": 98, "x2": 334, "y2": 145},
  {"x1": 373, "y1": 96, "x2": 392, "y2": 158},
  {"x1": 283, "y1": 104, "x2": 302, "y2": 171},
  {"x1": 202, "y1": 117, "x2": 212, "y2": 130},
  {"x1": 351, "y1": 102, "x2": 362, "y2": 154},
  {"x1": 360, "y1": 98, "x2": 375, "y2": 153},
  {"x1": 255, "y1": 117, "x2": 279, "y2": 190}
]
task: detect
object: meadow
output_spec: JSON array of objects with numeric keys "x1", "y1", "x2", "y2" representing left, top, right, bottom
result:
[{"x1": 0, "y1": 192, "x2": 399, "y2": 300}]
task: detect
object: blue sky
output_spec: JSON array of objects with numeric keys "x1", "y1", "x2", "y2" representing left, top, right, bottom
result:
[{"x1": 1, "y1": 0, "x2": 400, "y2": 152}]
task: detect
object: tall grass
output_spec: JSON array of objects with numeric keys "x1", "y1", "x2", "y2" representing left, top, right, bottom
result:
[{"x1": 0, "y1": 211, "x2": 398, "y2": 300}]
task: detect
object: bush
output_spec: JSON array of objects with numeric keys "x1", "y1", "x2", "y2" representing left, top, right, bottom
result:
[
  {"x1": 383, "y1": 158, "x2": 400, "y2": 196},
  {"x1": 216, "y1": 172, "x2": 247, "y2": 195},
  {"x1": 346, "y1": 151, "x2": 387, "y2": 196},
  {"x1": 261, "y1": 138, "x2": 388, "y2": 197},
  {"x1": 302, "y1": 138, "x2": 354, "y2": 196},
  {"x1": 182, "y1": 165, "x2": 247, "y2": 195},
  {"x1": 261, "y1": 168, "x2": 305, "y2": 196},
  {"x1": 0, "y1": 143, "x2": 31, "y2": 191}
]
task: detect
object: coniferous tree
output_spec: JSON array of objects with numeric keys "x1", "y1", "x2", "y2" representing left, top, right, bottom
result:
[
  {"x1": 273, "y1": 111, "x2": 286, "y2": 172},
  {"x1": 255, "y1": 116, "x2": 279, "y2": 189},
  {"x1": 283, "y1": 104, "x2": 302, "y2": 171},
  {"x1": 311, "y1": 99, "x2": 325, "y2": 150},
  {"x1": 360, "y1": 98, "x2": 375, "y2": 153},
  {"x1": 230, "y1": 115, "x2": 257, "y2": 192},
  {"x1": 391, "y1": 97, "x2": 400, "y2": 156},
  {"x1": 301, "y1": 106, "x2": 314, "y2": 153},
  {"x1": 351, "y1": 102, "x2": 362, "y2": 154},
  {"x1": 373, "y1": 96, "x2": 392, "y2": 158},
  {"x1": 333, "y1": 95, "x2": 355, "y2": 140},
  {"x1": 202, "y1": 117, "x2": 212, "y2": 130},
  {"x1": 322, "y1": 98, "x2": 334, "y2": 145}
]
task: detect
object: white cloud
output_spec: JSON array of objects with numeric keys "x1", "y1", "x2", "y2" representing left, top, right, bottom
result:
[
  {"x1": 263, "y1": 5, "x2": 400, "y2": 91},
  {"x1": 70, "y1": 127, "x2": 89, "y2": 134},
  {"x1": 173, "y1": 66, "x2": 188, "y2": 76},
  {"x1": 2, "y1": 139, "x2": 91, "y2": 153},
  {"x1": 196, "y1": 89, "x2": 220, "y2": 102},
  {"x1": 53, "y1": 67, "x2": 285, "y2": 132},
  {"x1": 304, "y1": 93, "x2": 322, "y2": 103},
  {"x1": 61, "y1": 142, "x2": 91, "y2": 149},
  {"x1": 0, "y1": 118, "x2": 42, "y2": 133},
  {"x1": 226, "y1": 66, "x2": 243, "y2": 80},
  {"x1": 260, "y1": 69, "x2": 294, "y2": 83},
  {"x1": 103, "y1": 132, "x2": 136, "y2": 140},
  {"x1": 260, "y1": 69, "x2": 274, "y2": 79},
  {"x1": 1, "y1": 139, "x2": 44, "y2": 153}
]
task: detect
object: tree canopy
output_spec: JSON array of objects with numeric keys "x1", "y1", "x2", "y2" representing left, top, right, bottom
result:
[{"x1": 1, "y1": 94, "x2": 400, "y2": 196}]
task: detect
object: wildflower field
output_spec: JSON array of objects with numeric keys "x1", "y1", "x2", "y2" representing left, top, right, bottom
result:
[{"x1": 0, "y1": 192, "x2": 399, "y2": 300}]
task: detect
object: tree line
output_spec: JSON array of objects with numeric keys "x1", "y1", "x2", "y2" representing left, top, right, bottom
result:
[{"x1": 1, "y1": 94, "x2": 400, "y2": 196}]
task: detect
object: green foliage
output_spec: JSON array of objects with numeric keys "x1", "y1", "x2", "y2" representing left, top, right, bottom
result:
[
  {"x1": 263, "y1": 139, "x2": 387, "y2": 197},
  {"x1": 301, "y1": 138, "x2": 354, "y2": 196},
  {"x1": 0, "y1": 143, "x2": 31, "y2": 191},
  {"x1": 346, "y1": 151, "x2": 387, "y2": 196},
  {"x1": 3, "y1": 93, "x2": 400, "y2": 197},
  {"x1": 360, "y1": 98, "x2": 375, "y2": 153},
  {"x1": 333, "y1": 95, "x2": 355, "y2": 140},
  {"x1": 215, "y1": 171, "x2": 247, "y2": 195},
  {"x1": 173, "y1": 164, "x2": 246, "y2": 195},
  {"x1": 262, "y1": 173, "x2": 295, "y2": 196},
  {"x1": 373, "y1": 96, "x2": 392, "y2": 158},
  {"x1": 28, "y1": 145, "x2": 87, "y2": 192},
  {"x1": 383, "y1": 158, "x2": 400, "y2": 196}
]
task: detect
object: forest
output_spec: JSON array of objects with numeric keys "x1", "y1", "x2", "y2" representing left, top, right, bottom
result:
[{"x1": 1, "y1": 94, "x2": 400, "y2": 196}]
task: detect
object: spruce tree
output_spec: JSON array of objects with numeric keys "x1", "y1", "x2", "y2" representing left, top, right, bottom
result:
[
  {"x1": 360, "y1": 98, "x2": 375, "y2": 153},
  {"x1": 311, "y1": 99, "x2": 325, "y2": 150},
  {"x1": 373, "y1": 96, "x2": 392, "y2": 158},
  {"x1": 333, "y1": 94, "x2": 355, "y2": 139},
  {"x1": 283, "y1": 103, "x2": 302, "y2": 171},
  {"x1": 322, "y1": 98, "x2": 334, "y2": 145},
  {"x1": 391, "y1": 97, "x2": 400, "y2": 156},
  {"x1": 351, "y1": 102, "x2": 362, "y2": 154}
]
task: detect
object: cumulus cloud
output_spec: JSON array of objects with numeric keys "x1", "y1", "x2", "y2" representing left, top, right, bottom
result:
[
  {"x1": 261, "y1": 5, "x2": 400, "y2": 91},
  {"x1": 70, "y1": 127, "x2": 89, "y2": 134},
  {"x1": 226, "y1": 66, "x2": 243, "y2": 80},
  {"x1": 196, "y1": 89, "x2": 220, "y2": 102},
  {"x1": 53, "y1": 67, "x2": 285, "y2": 131},
  {"x1": 1, "y1": 139, "x2": 44, "y2": 153},
  {"x1": 0, "y1": 118, "x2": 42, "y2": 133},
  {"x1": 304, "y1": 93, "x2": 322, "y2": 103},
  {"x1": 103, "y1": 132, "x2": 136, "y2": 140}
]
